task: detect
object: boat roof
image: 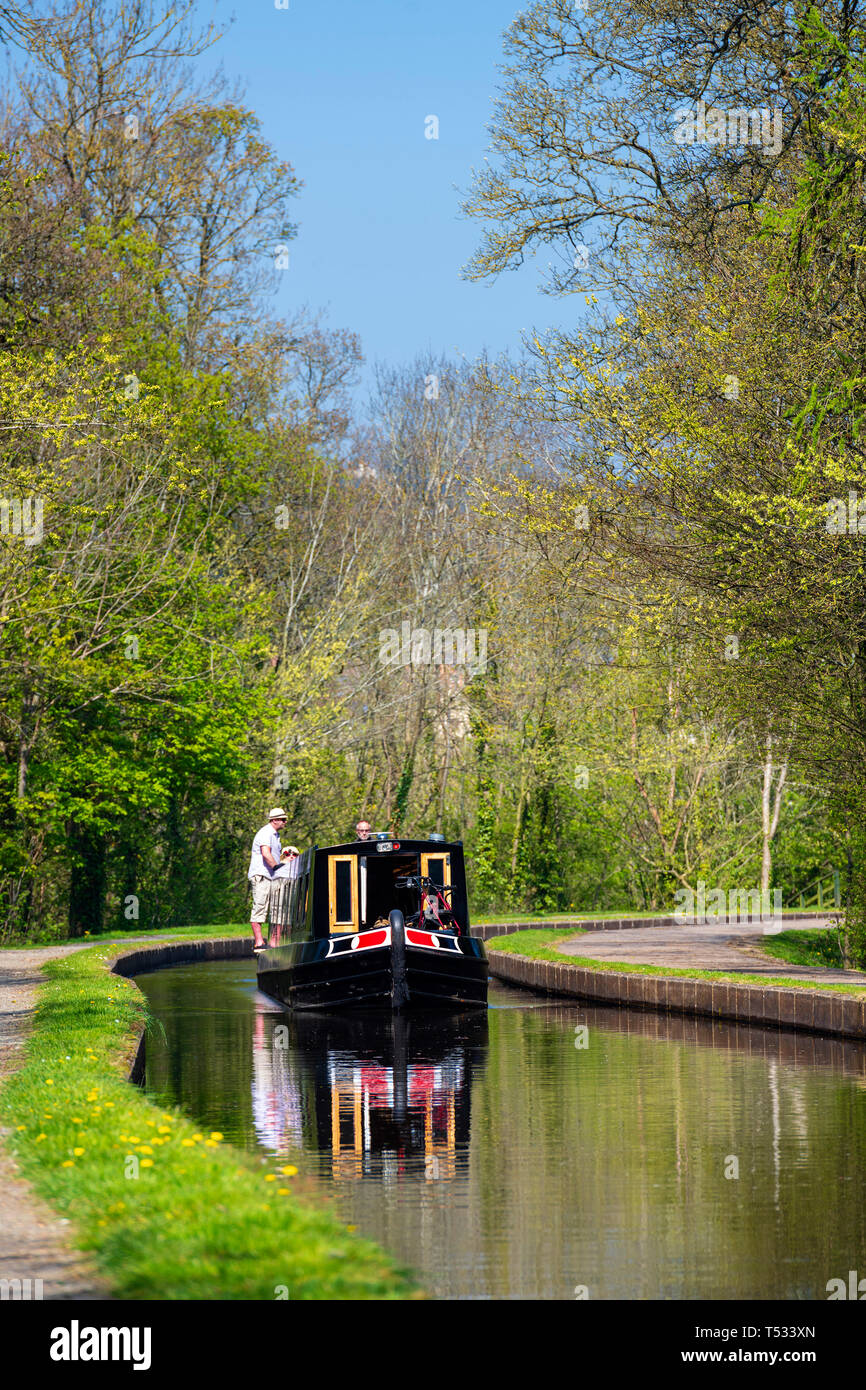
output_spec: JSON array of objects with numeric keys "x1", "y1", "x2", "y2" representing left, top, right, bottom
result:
[{"x1": 316, "y1": 836, "x2": 462, "y2": 856}]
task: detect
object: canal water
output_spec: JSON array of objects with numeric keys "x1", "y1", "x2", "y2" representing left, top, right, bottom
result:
[{"x1": 136, "y1": 959, "x2": 866, "y2": 1300}]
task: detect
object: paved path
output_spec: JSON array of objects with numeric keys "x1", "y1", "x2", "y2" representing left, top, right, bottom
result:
[
  {"x1": 0, "y1": 945, "x2": 110, "y2": 1299},
  {"x1": 557, "y1": 918, "x2": 866, "y2": 985}
]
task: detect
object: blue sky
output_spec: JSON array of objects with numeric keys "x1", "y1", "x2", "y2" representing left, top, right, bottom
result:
[{"x1": 204, "y1": 0, "x2": 567, "y2": 400}]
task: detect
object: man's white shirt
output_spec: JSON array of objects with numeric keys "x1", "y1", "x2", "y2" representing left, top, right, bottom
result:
[{"x1": 248, "y1": 823, "x2": 282, "y2": 880}]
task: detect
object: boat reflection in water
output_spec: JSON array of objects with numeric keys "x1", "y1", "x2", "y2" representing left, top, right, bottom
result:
[{"x1": 252, "y1": 1004, "x2": 489, "y2": 1183}]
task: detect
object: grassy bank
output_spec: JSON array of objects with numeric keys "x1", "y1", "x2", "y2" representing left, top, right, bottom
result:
[
  {"x1": 754, "y1": 928, "x2": 847, "y2": 972},
  {"x1": 0, "y1": 940, "x2": 420, "y2": 1299},
  {"x1": 487, "y1": 930, "x2": 866, "y2": 996}
]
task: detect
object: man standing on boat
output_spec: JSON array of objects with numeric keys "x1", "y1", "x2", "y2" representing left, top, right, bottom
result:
[{"x1": 248, "y1": 807, "x2": 287, "y2": 950}]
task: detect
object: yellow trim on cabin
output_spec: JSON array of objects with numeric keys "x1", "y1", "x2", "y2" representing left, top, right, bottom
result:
[{"x1": 328, "y1": 853, "x2": 359, "y2": 933}]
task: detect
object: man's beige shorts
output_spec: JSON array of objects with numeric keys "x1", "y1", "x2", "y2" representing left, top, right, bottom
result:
[{"x1": 250, "y1": 875, "x2": 272, "y2": 924}]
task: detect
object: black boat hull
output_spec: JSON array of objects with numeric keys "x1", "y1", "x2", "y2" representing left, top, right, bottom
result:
[{"x1": 256, "y1": 918, "x2": 488, "y2": 1011}]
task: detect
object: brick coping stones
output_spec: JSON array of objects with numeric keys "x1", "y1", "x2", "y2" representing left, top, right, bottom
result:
[{"x1": 487, "y1": 951, "x2": 866, "y2": 1041}]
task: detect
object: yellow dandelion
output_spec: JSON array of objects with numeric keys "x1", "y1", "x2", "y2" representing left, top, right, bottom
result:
[
  {"x1": 264, "y1": 1174, "x2": 276, "y2": 1182},
  {"x1": 138, "y1": 1145, "x2": 153, "y2": 1155},
  {"x1": 181, "y1": 1138, "x2": 195, "y2": 1147},
  {"x1": 61, "y1": 1160, "x2": 74, "y2": 1167},
  {"x1": 45, "y1": 1078, "x2": 54, "y2": 1086},
  {"x1": 15, "y1": 1125, "x2": 26, "y2": 1131},
  {"x1": 140, "y1": 1159, "x2": 154, "y2": 1168},
  {"x1": 157, "y1": 1125, "x2": 171, "y2": 1134},
  {"x1": 210, "y1": 1132, "x2": 224, "y2": 1141},
  {"x1": 73, "y1": 1147, "x2": 85, "y2": 1156},
  {"x1": 277, "y1": 1187, "x2": 290, "y2": 1195},
  {"x1": 280, "y1": 1165, "x2": 298, "y2": 1176},
  {"x1": 35, "y1": 1133, "x2": 47, "y2": 1143}
]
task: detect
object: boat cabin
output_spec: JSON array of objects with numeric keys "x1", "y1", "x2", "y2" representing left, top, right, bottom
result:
[{"x1": 277, "y1": 836, "x2": 469, "y2": 944}]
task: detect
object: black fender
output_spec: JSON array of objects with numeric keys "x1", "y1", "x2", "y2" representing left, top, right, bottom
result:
[{"x1": 389, "y1": 909, "x2": 410, "y2": 1010}]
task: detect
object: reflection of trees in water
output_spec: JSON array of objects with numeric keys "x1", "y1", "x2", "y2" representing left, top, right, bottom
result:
[
  {"x1": 143, "y1": 965, "x2": 257, "y2": 1138},
  {"x1": 472, "y1": 1002, "x2": 866, "y2": 1299},
  {"x1": 261, "y1": 1010, "x2": 489, "y2": 1182}
]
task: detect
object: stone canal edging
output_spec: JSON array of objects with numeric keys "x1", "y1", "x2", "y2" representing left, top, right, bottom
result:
[
  {"x1": 109, "y1": 936, "x2": 253, "y2": 1082},
  {"x1": 471, "y1": 916, "x2": 682, "y2": 940},
  {"x1": 487, "y1": 950, "x2": 866, "y2": 1040}
]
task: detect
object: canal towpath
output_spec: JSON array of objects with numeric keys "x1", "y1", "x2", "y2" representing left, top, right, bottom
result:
[{"x1": 0, "y1": 944, "x2": 110, "y2": 1300}]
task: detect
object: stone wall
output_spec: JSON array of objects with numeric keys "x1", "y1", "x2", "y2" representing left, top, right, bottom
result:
[{"x1": 488, "y1": 951, "x2": 866, "y2": 1040}]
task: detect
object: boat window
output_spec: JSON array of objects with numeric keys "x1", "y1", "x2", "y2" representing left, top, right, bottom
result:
[
  {"x1": 328, "y1": 854, "x2": 358, "y2": 933},
  {"x1": 421, "y1": 852, "x2": 451, "y2": 891},
  {"x1": 295, "y1": 872, "x2": 309, "y2": 932}
]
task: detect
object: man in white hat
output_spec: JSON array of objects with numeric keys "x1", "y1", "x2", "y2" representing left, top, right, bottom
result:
[{"x1": 248, "y1": 807, "x2": 287, "y2": 949}]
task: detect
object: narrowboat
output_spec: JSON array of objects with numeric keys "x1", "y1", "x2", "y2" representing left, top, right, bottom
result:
[{"x1": 256, "y1": 835, "x2": 488, "y2": 1010}]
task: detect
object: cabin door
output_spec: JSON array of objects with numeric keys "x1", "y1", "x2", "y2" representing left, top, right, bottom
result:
[{"x1": 328, "y1": 854, "x2": 359, "y2": 934}]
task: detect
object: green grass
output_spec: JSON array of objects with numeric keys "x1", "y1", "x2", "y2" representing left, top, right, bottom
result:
[
  {"x1": 0, "y1": 941, "x2": 420, "y2": 1299},
  {"x1": 487, "y1": 929, "x2": 866, "y2": 996},
  {"x1": 0, "y1": 920, "x2": 253, "y2": 950},
  {"x1": 752, "y1": 928, "x2": 848, "y2": 972}
]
